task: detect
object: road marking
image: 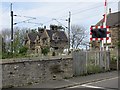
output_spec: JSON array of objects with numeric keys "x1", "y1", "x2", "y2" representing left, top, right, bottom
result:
[
  {"x1": 81, "y1": 84, "x2": 105, "y2": 89},
  {"x1": 69, "y1": 84, "x2": 104, "y2": 89},
  {"x1": 85, "y1": 77, "x2": 118, "y2": 85},
  {"x1": 69, "y1": 77, "x2": 118, "y2": 89}
]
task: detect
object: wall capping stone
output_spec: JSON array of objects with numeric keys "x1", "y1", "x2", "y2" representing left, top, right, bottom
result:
[{"x1": 0, "y1": 56, "x2": 72, "y2": 64}]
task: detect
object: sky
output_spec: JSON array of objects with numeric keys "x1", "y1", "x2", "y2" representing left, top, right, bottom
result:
[{"x1": 1, "y1": 0, "x2": 119, "y2": 34}]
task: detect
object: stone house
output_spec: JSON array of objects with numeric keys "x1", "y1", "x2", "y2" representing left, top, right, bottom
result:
[
  {"x1": 24, "y1": 25, "x2": 68, "y2": 54},
  {"x1": 90, "y1": 9, "x2": 120, "y2": 50}
]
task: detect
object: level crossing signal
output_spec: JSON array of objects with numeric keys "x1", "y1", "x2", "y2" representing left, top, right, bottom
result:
[
  {"x1": 90, "y1": 26, "x2": 110, "y2": 41},
  {"x1": 91, "y1": 28, "x2": 107, "y2": 38}
]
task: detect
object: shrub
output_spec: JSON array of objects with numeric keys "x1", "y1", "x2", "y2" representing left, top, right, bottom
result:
[
  {"x1": 2, "y1": 46, "x2": 28, "y2": 59},
  {"x1": 111, "y1": 56, "x2": 117, "y2": 63},
  {"x1": 118, "y1": 41, "x2": 120, "y2": 47},
  {"x1": 87, "y1": 65, "x2": 102, "y2": 74},
  {"x1": 19, "y1": 46, "x2": 28, "y2": 55},
  {"x1": 2, "y1": 52, "x2": 13, "y2": 59},
  {"x1": 41, "y1": 46, "x2": 50, "y2": 56}
]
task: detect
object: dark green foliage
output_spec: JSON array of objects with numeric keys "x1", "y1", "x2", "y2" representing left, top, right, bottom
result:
[
  {"x1": 2, "y1": 52, "x2": 13, "y2": 59},
  {"x1": 118, "y1": 41, "x2": 120, "y2": 47},
  {"x1": 19, "y1": 46, "x2": 28, "y2": 55},
  {"x1": 2, "y1": 46, "x2": 28, "y2": 59},
  {"x1": 41, "y1": 47, "x2": 50, "y2": 56}
]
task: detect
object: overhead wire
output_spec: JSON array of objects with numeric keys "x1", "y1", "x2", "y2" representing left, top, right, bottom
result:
[
  {"x1": 13, "y1": 15, "x2": 36, "y2": 19},
  {"x1": 56, "y1": 4, "x2": 103, "y2": 19},
  {"x1": 40, "y1": 3, "x2": 82, "y2": 17},
  {"x1": 13, "y1": 2, "x2": 115, "y2": 28},
  {"x1": 57, "y1": 2, "x2": 113, "y2": 19},
  {"x1": 13, "y1": 4, "x2": 102, "y2": 26}
]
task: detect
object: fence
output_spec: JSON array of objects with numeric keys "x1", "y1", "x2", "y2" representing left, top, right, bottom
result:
[{"x1": 72, "y1": 50, "x2": 110, "y2": 76}]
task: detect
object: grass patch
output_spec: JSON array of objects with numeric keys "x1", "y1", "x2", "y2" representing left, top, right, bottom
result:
[{"x1": 87, "y1": 65, "x2": 102, "y2": 74}]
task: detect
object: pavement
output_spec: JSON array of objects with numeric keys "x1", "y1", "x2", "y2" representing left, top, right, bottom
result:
[{"x1": 17, "y1": 70, "x2": 118, "y2": 89}]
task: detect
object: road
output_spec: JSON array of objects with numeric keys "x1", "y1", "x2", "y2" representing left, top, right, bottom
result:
[{"x1": 66, "y1": 77, "x2": 118, "y2": 90}]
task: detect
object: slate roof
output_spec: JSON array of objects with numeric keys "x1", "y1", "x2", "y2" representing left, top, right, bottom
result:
[
  {"x1": 28, "y1": 32, "x2": 38, "y2": 42},
  {"x1": 96, "y1": 11, "x2": 120, "y2": 27},
  {"x1": 25, "y1": 29, "x2": 68, "y2": 42},
  {"x1": 46, "y1": 30, "x2": 68, "y2": 41}
]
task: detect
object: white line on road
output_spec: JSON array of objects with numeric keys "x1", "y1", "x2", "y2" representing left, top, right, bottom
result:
[
  {"x1": 69, "y1": 77, "x2": 118, "y2": 89},
  {"x1": 69, "y1": 84, "x2": 105, "y2": 89},
  {"x1": 85, "y1": 77, "x2": 118, "y2": 85},
  {"x1": 81, "y1": 84, "x2": 105, "y2": 89}
]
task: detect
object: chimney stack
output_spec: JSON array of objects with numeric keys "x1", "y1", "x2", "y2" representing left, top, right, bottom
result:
[
  {"x1": 109, "y1": 8, "x2": 111, "y2": 14},
  {"x1": 44, "y1": 26, "x2": 46, "y2": 29}
]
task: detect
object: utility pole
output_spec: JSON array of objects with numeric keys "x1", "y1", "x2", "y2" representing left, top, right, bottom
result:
[
  {"x1": 68, "y1": 11, "x2": 71, "y2": 53},
  {"x1": 10, "y1": 3, "x2": 14, "y2": 55}
]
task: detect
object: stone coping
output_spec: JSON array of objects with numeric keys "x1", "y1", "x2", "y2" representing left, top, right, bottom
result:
[{"x1": 0, "y1": 55, "x2": 72, "y2": 64}]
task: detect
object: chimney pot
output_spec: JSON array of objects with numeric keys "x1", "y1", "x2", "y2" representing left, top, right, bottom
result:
[{"x1": 44, "y1": 26, "x2": 46, "y2": 29}]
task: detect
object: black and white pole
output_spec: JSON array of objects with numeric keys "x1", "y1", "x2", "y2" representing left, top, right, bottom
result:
[
  {"x1": 10, "y1": 3, "x2": 14, "y2": 55},
  {"x1": 68, "y1": 11, "x2": 71, "y2": 53}
]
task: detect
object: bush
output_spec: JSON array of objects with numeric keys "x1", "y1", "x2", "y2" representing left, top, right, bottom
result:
[
  {"x1": 2, "y1": 52, "x2": 12, "y2": 59},
  {"x1": 118, "y1": 41, "x2": 120, "y2": 47},
  {"x1": 87, "y1": 65, "x2": 102, "y2": 74},
  {"x1": 19, "y1": 46, "x2": 28, "y2": 55},
  {"x1": 2, "y1": 46, "x2": 28, "y2": 59},
  {"x1": 41, "y1": 47, "x2": 50, "y2": 56},
  {"x1": 111, "y1": 56, "x2": 117, "y2": 63}
]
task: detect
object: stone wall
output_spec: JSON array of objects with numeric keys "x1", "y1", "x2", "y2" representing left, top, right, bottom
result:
[
  {"x1": 1, "y1": 56, "x2": 73, "y2": 88},
  {"x1": 111, "y1": 27, "x2": 120, "y2": 48}
]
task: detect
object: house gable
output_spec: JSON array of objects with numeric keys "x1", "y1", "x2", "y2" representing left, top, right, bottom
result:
[{"x1": 96, "y1": 11, "x2": 120, "y2": 27}]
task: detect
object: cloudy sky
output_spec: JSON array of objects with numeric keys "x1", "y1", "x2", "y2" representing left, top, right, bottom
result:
[{"x1": 1, "y1": 0, "x2": 119, "y2": 32}]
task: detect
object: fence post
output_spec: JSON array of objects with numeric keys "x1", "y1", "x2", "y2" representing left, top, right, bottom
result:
[
  {"x1": 95, "y1": 51, "x2": 97, "y2": 66},
  {"x1": 106, "y1": 51, "x2": 110, "y2": 70},
  {"x1": 99, "y1": 51, "x2": 104, "y2": 69}
]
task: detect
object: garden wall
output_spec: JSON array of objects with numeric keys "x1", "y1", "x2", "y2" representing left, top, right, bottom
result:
[{"x1": 1, "y1": 56, "x2": 73, "y2": 88}]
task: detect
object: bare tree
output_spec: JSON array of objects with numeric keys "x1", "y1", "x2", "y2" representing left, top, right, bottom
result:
[
  {"x1": 70, "y1": 25, "x2": 88, "y2": 49},
  {"x1": 1, "y1": 28, "x2": 11, "y2": 40},
  {"x1": 1, "y1": 28, "x2": 11, "y2": 52}
]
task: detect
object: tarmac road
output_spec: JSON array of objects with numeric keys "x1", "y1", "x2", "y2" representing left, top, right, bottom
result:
[{"x1": 67, "y1": 77, "x2": 118, "y2": 90}]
